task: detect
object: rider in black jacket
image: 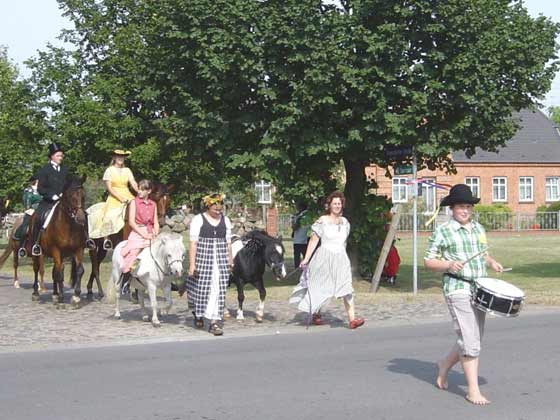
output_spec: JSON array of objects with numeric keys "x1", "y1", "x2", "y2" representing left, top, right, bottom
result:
[{"x1": 31, "y1": 143, "x2": 69, "y2": 256}]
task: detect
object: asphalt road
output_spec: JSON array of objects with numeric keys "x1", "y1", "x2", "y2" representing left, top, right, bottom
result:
[{"x1": 1, "y1": 310, "x2": 558, "y2": 420}]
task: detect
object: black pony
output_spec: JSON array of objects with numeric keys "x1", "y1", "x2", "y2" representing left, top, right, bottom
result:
[{"x1": 229, "y1": 230, "x2": 286, "y2": 322}]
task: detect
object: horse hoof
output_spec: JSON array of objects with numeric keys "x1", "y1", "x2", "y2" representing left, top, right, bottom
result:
[
  {"x1": 142, "y1": 315, "x2": 150, "y2": 322},
  {"x1": 13, "y1": 281, "x2": 20, "y2": 289},
  {"x1": 86, "y1": 292, "x2": 94, "y2": 301},
  {"x1": 223, "y1": 309, "x2": 231, "y2": 320},
  {"x1": 98, "y1": 292, "x2": 104, "y2": 299},
  {"x1": 255, "y1": 315, "x2": 263, "y2": 323},
  {"x1": 57, "y1": 303, "x2": 66, "y2": 310},
  {"x1": 32, "y1": 293, "x2": 40, "y2": 302},
  {"x1": 152, "y1": 321, "x2": 161, "y2": 328},
  {"x1": 114, "y1": 313, "x2": 121, "y2": 320},
  {"x1": 71, "y1": 297, "x2": 80, "y2": 309}
]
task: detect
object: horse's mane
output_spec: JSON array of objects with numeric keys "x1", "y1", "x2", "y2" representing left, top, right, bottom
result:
[
  {"x1": 244, "y1": 229, "x2": 284, "y2": 255},
  {"x1": 245, "y1": 229, "x2": 279, "y2": 243},
  {"x1": 153, "y1": 231, "x2": 182, "y2": 244},
  {"x1": 63, "y1": 176, "x2": 84, "y2": 192}
]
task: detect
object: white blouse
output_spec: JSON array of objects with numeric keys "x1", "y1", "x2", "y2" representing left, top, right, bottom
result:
[{"x1": 189, "y1": 213, "x2": 232, "y2": 242}]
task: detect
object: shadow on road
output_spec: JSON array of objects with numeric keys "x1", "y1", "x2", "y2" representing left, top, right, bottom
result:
[{"x1": 386, "y1": 358, "x2": 487, "y2": 398}]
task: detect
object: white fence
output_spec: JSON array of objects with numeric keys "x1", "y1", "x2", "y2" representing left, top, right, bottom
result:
[
  {"x1": 270, "y1": 212, "x2": 560, "y2": 236},
  {"x1": 397, "y1": 211, "x2": 560, "y2": 232}
]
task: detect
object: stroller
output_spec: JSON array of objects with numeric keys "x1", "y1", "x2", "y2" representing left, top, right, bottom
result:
[{"x1": 381, "y1": 239, "x2": 401, "y2": 285}]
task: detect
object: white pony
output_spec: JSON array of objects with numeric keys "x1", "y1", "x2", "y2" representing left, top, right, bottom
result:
[{"x1": 107, "y1": 231, "x2": 185, "y2": 327}]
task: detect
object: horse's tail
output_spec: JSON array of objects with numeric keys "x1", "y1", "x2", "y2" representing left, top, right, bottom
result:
[
  {"x1": 0, "y1": 240, "x2": 13, "y2": 269},
  {"x1": 106, "y1": 242, "x2": 126, "y2": 304}
]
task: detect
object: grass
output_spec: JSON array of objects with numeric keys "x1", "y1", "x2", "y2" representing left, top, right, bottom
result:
[{"x1": 2, "y1": 233, "x2": 559, "y2": 305}]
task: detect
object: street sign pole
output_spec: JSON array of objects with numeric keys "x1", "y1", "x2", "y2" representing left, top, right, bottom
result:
[{"x1": 412, "y1": 149, "x2": 418, "y2": 295}]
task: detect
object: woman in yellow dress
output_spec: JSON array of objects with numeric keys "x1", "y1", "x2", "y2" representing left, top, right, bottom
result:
[{"x1": 87, "y1": 150, "x2": 139, "y2": 249}]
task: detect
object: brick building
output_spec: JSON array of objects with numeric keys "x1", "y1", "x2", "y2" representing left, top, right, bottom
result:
[{"x1": 367, "y1": 109, "x2": 560, "y2": 213}]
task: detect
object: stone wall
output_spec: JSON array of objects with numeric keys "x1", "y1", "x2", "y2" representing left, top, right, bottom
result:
[{"x1": 163, "y1": 209, "x2": 267, "y2": 236}]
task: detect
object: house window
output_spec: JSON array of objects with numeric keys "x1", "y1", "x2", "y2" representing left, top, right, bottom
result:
[
  {"x1": 546, "y1": 177, "x2": 560, "y2": 201},
  {"x1": 255, "y1": 180, "x2": 272, "y2": 204},
  {"x1": 492, "y1": 177, "x2": 507, "y2": 202},
  {"x1": 465, "y1": 177, "x2": 480, "y2": 198},
  {"x1": 518, "y1": 177, "x2": 533, "y2": 202},
  {"x1": 392, "y1": 177, "x2": 408, "y2": 203}
]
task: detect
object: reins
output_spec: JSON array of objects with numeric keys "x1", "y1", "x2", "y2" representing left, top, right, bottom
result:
[{"x1": 148, "y1": 238, "x2": 183, "y2": 277}]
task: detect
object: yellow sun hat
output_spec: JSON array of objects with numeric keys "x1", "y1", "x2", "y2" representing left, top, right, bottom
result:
[{"x1": 112, "y1": 149, "x2": 131, "y2": 156}]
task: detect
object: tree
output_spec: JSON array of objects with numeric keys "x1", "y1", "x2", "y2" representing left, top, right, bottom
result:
[
  {"x1": 28, "y1": 0, "x2": 559, "y2": 273},
  {"x1": 549, "y1": 105, "x2": 560, "y2": 127},
  {"x1": 0, "y1": 47, "x2": 46, "y2": 208}
]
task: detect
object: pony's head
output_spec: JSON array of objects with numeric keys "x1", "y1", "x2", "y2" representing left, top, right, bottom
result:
[
  {"x1": 247, "y1": 230, "x2": 286, "y2": 280},
  {"x1": 158, "y1": 232, "x2": 185, "y2": 277},
  {"x1": 62, "y1": 175, "x2": 87, "y2": 226},
  {"x1": 150, "y1": 183, "x2": 173, "y2": 225}
]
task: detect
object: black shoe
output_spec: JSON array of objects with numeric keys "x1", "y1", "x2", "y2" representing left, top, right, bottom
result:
[
  {"x1": 102, "y1": 239, "x2": 113, "y2": 250},
  {"x1": 209, "y1": 322, "x2": 223, "y2": 336},
  {"x1": 193, "y1": 312, "x2": 204, "y2": 329},
  {"x1": 120, "y1": 272, "x2": 132, "y2": 295},
  {"x1": 31, "y1": 244, "x2": 42, "y2": 256},
  {"x1": 86, "y1": 239, "x2": 97, "y2": 250},
  {"x1": 17, "y1": 247, "x2": 27, "y2": 258}
]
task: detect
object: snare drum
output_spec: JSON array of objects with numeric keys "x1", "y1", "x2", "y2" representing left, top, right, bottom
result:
[{"x1": 473, "y1": 277, "x2": 525, "y2": 317}]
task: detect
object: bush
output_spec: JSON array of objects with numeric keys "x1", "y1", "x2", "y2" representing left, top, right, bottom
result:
[{"x1": 473, "y1": 203, "x2": 512, "y2": 231}]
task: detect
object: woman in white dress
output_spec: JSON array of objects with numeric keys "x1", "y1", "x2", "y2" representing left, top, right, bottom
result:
[{"x1": 290, "y1": 191, "x2": 365, "y2": 329}]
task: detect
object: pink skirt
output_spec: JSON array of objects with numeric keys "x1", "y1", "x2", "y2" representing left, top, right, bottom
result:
[{"x1": 120, "y1": 228, "x2": 151, "y2": 273}]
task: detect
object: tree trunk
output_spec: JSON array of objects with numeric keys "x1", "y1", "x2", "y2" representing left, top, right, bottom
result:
[{"x1": 343, "y1": 158, "x2": 368, "y2": 278}]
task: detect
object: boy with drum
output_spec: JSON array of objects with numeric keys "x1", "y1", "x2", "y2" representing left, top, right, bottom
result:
[{"x1": 424, "y1": 184, "x2": 503, "y2": 405}]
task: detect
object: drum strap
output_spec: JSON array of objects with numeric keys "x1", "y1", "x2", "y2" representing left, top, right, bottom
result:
[{"x1": 445, "y1": 272, "x2": 474, "y2": 284}]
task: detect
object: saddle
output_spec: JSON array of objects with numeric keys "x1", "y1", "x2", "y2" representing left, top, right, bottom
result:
[{"x1": 31, "y1": 201, "x2": 59, "y2": 244}]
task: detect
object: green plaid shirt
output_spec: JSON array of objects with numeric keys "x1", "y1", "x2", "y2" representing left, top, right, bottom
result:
[{"x1": 424, "y1": 219, "x2": 488, "y2": 296}]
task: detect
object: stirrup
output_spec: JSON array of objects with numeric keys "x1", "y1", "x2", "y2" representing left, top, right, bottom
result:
[
  {"x1": 86, "y1": 239, "x2": 97, "y2": 250},
  {"x1": 102, "y1": 238, "x2": 113, "y2": 250},
  {"x1": 17, "y1": 247, "x2": 27, "y2": 258},
  {"x1": 31, "y1": 244, "x2": 42, "y2": 256}
]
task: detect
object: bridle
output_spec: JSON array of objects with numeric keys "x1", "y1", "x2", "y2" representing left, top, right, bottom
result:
[
  {"x1": 149, "y1": 239, "x2": 184, "y2": 276},
  {"x1": 62, "y1": 186, "x2": 86, "y2": 226}
]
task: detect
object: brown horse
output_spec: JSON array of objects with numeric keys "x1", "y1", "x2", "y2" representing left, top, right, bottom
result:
[
  {"x1": 86, "y1": 182, "x2": 173, "y2": 299},
  {"x1": 0, "y1": 217, "x2": 46, "y2": 290},
  {"x1": 31, "y1": 175, "x2": 88, "y2": 308}
]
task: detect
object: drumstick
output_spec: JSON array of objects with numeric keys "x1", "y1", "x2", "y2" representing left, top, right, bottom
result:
[{"x1": 462, "y1": 247, "x2": 489, "y2": 265}]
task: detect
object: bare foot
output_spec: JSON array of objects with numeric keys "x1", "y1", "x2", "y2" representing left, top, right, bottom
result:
[
  {"x1": 465, "y1": 393, "x2": 491, "y2": 405},
  {"x1": 436, "y1": 360, "x2": 449, "y2": 390}
]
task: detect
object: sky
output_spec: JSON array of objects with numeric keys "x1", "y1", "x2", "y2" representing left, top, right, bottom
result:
[{"x1": 1, "y1": 0, "x2": 560, "y2": 108}]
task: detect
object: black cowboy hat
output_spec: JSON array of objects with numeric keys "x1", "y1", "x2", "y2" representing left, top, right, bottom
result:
[
  {"x1": 47, "y1": 142, "x2": 64, "y2": 157},
  {"x1": 440, "y1": 184, "x2": 480, "y2": 207}
]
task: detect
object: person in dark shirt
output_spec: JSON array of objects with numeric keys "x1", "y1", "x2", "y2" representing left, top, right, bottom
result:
[
  {"x1": 16, "y1": 176, "x2": 42, "y2": 257},
  {"x1": 31, "y1": 143, "x2": 69, "y2": 256}
]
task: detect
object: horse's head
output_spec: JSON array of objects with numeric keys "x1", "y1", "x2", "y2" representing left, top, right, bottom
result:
[
  {"x1": 62, "y1": 175, "x2": 87, "y2": 226},
  {"x1": 159, "y1": 232, "x2": 185, "y2": 277},
  {"x1": 247, "y1": 230, "x2": 286, "y2": 280},
  {"x1": 266, "y1": 238, "x2": 287, "y2": 280},
  {"x1": 150, "y1": 183, "x2": 172, "y2": 225}
]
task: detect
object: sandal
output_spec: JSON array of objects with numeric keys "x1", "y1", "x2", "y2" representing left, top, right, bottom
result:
[
  {"x1": 209, "y1": 322, "x2": 223, "y2": 336},
  {"x1": 349, "y1": 318, "x2": 365, "y2": 329},
  {"x1": 193, "y1": 312, "x2": 204, "y2": 329},
  {"x1": 312, "y1": 313, "x2": 323, "y2": 325}
]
